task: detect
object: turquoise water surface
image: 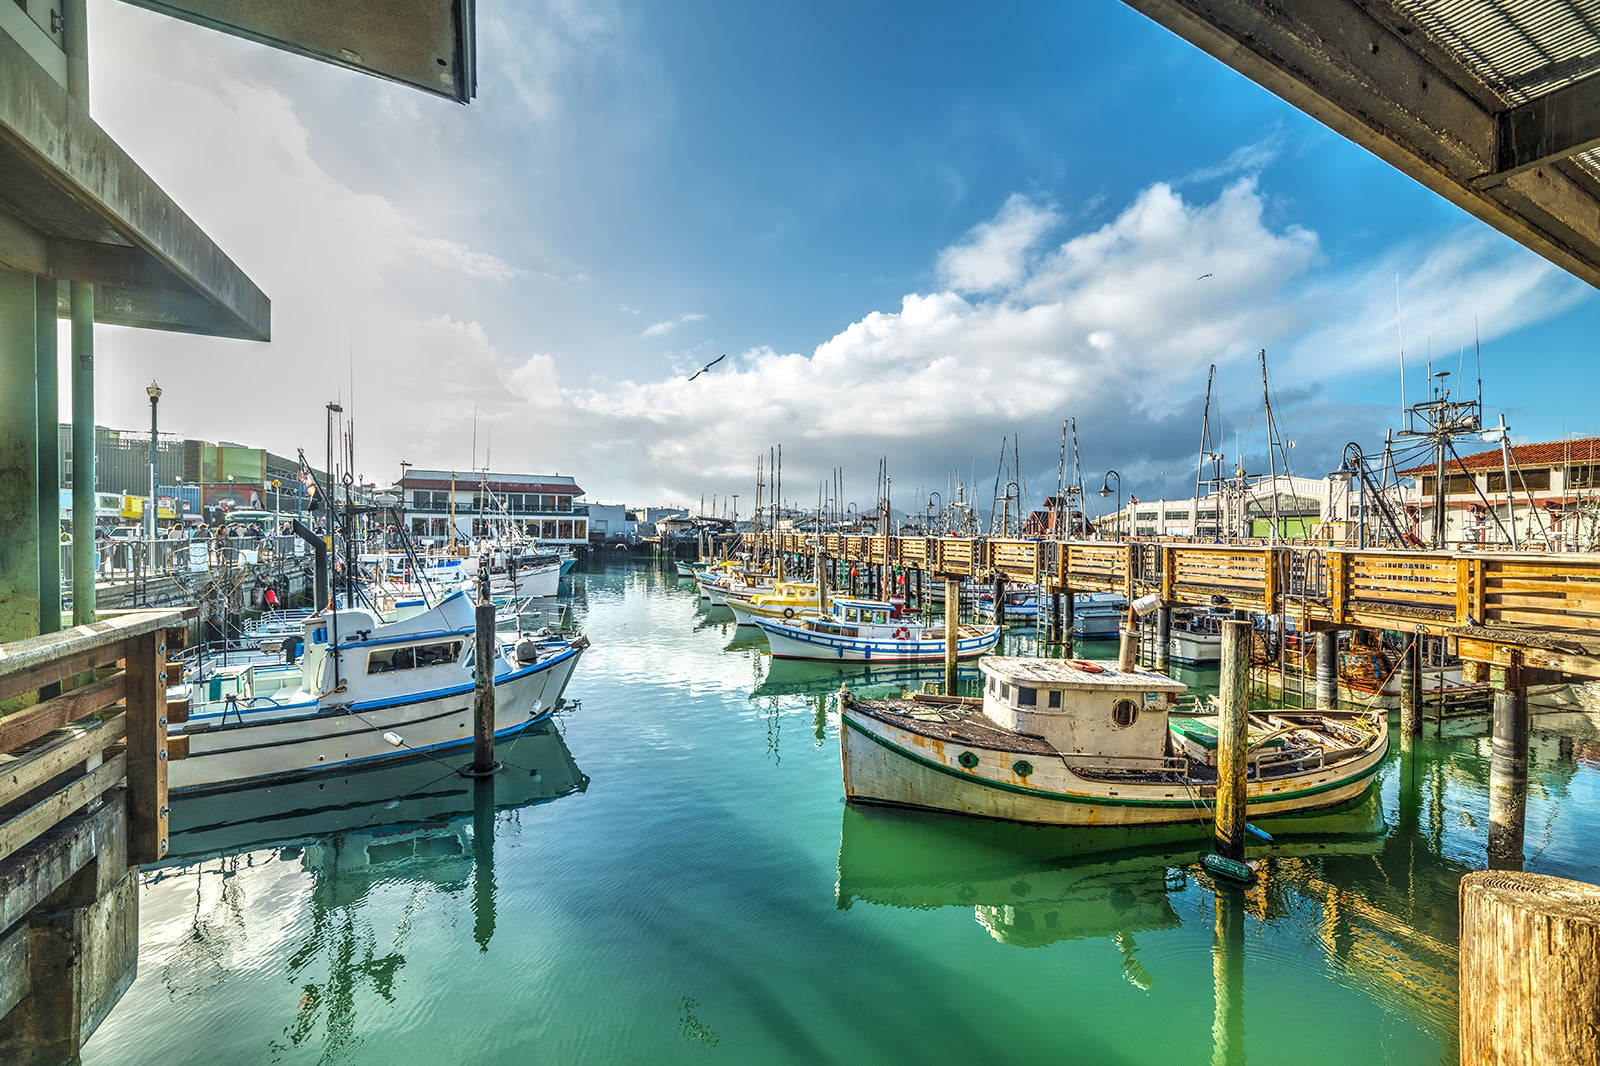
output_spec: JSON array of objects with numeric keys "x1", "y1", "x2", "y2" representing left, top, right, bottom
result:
[{"x1": 82, "y1": 562, "x2": 1600, "y2": 1063}]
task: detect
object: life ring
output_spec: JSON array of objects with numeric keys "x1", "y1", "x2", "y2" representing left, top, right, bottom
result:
[
  {"x1": 894, "y1": 626, "x2": 911, "y2": 640},
  {"x1": 784, "y1": 607, "x2": 796, "y2": 619}
]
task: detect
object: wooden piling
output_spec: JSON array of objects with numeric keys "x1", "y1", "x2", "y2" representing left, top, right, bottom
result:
[
  {"x1": 1215, "y1": 620, "x2": 1251, "y2": 862},
  {"x1": 1049, "y1": 592, "x2": 1062, "y2": 644},
  {"x1": 1154, "y1": 605, "x2": 1171, "y2": 672},
  {"x1": 991, "y1": 572, "x2": 1006, "y2": 629},
  {"x1": 816, "y1": 551, "x2": 829, "y2": 617},
  {"x1": 1063, "y1": 590, "x2": 1074, "y2": 635},
  {"x1": 1399, "y1": 637, "x2": 1421, "y2": 744},
  {"x1": 1488, "y1": 657, "x2": 1528, "y2": 871},
  {"x1": 1314, "y1": 630, "x2": 1337, "y2": 709},
  {"x1": 471, "y1": 585, "x2": 496, "y2": 775},
  {"x1": 1459, "y1": 870, "x2": 1600, "y2": 1065},
  {"x1": 943, "y1": 577, "x2": 959, "y2": 695}
]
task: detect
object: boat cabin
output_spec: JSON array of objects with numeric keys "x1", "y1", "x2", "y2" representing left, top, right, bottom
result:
[
  {"x1": 977, "y1": 657, "x2": 1186, "y2": 760},
  {"x1": 827, "y1": 597, "x2": 906, "y2": 625}
]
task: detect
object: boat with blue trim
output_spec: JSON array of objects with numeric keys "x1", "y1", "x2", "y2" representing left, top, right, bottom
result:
[
  {"x1": 167, "y1": 589, "x2": 586, "y2": 794},
  {"x1": 754, "y1": 596, "x2": 1000, "y2": 663},
  {"x1": 1071, "y1": 592, "x2": 1128, "y2": 638},
  {"x1": 724, "y1": 581, "x2": 819, "y2": 626},
  {"x1": 976, "y1": 588, "x2": 1041, "y2": 622},
  {"x1": 840, "y1": 656, "x2": 1387, "y2": 826}
]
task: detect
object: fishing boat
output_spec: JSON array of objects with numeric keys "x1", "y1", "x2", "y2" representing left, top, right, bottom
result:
[
  {"x1": 840, "y1": 656, "x2": 1387, "y2": 826},
  {"x1": 754, "y1": 596, "x2": 1000, "y2": 663},
  {"x1": 724, "y1": 581, "x2": 819, "y2": 626},
  {"x1": 976, "y1": 588, "x2": 1041, "y2": 622},
  {"x1": 674, "y1": 560, "x2": 706, "y2": 578},
  {"x1": 1072, "y1": 592, "x2": 1127, "y2": 638},
  {"x1": 1168, "y1": 609, "x2": 1224, "y2": 663},
  {"x1": 167, "y1": 590, "x2": 587, "y2": 794}
]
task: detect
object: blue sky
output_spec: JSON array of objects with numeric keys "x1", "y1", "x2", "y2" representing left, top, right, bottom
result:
[{"x1": 80, "y1": 0, "x2": 1597, "y2": 512}]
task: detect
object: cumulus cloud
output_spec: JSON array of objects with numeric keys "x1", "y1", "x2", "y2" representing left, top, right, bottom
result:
[
  {"x1": 638, "y1": 312, "x2": 707, "y2": 338},
  {"x1": 936, "y1": 193, "x2": 1060, "y2": 293}
]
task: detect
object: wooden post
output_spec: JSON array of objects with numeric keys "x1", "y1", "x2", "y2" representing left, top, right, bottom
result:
[
  {"x1": 1399, "y1": 637, "x2": 1421, "y2": 745},
  {"x1": 1314, "y1": 630, "x2": 1338, "y2": 709},
  {"x1": 1459, "y1": 871, "x2": 1600, "y2": 1065},
  {"x1": 1154, "y1": 605, "x2": 1171, "y2": 672},
  {"x1": 816, "y1": 551, "x2": 829, "y2": 617},
  {"x1": 1488, "y1": 657, "x2": 1528, "y2": 871},
  {"x1": 991, "y1": 572, "x2": 1006, "y2": 629},
  {"x1": 1063, "y1": 589, "x2": 1074, "y2": 636},
  {"x1": 1215, "y1": 620, "x2": 1251, "y2": 862},
  {"x1": 124, "y1": 630, "x2": 170, "y2": 864},
  {"x1": 471, "y1": 575, "x2": 497, "y2": 776},
  {"x1": 943, "y1": 577, "x2": 959, "y2": 695},
  {"x1": 1050, "y1": 592, "x2": 1062, "y2": 644}
]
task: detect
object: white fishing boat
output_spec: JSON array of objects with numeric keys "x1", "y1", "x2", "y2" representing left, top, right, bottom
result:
[
  {"x1": 167, "y1": 590, "x2": 586, "y2": 794},
  {"x1": 840, "y1": 656, "x2": 1387, "y2": 826},
  {"x1": 724, "y1": 581, "x2": 819, "y2": 626},
  {"x1": 754, "y1": 596, "x2": 1000, "y2": 663},
  {"x1": 1169, "y1": 609, "x2": 1224, "y2": 663},
  {"x1": 976, "y1": 588, "x2": 1041, "y2": 621},
  {"x1": 1072, "y1": 592, "x2": 1127, "y2": 638},
  {"x1": 674, "y1": 560, "x2": 705, "y2": 578}
]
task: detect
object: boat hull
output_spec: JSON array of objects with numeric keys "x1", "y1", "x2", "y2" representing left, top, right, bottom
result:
[
  {"x1": 840, "y1": 705, "x2": 1387, "y2": 826},
  {"x1": 756, "y1": 619, "x2": 999, "y2": 662},
  {"x1": 1169, "y1": 630, "x2": 1222, "y2": 663},
  {"x1": 170, "y1": 644, "x2": 583, "y2": 793}
]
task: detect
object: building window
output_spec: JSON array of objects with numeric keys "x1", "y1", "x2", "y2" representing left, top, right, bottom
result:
[
  {"x1": 1048, "y1": 689, "x2": 1061, "y2": 708},
  {"x1": 558, "y1": 520, "x2": 573, "y2": 539},
  {"x1": 543, "y1": 520, "x2": 558, "y2": 539},
  {"x1": 574, "y1": 520, "x2": 587, "y2": 539},
  {"x1": 1016, "y1": 686, "x2": 1036, "y2": 707},
  {"x1": 1487, "y1": 469, "x2": 1552, "y2": 493}
]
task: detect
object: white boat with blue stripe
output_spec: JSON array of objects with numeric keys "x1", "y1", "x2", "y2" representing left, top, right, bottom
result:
[
  {"x1": 167, "y1": 589, "x2": 586, "y2": 794},
  {"x1": 754, "y1": 596, "x2": 999, "y2": 663},
  {"x1": 1072, "y1": 592, "x2": 1128, "y2": 638}
]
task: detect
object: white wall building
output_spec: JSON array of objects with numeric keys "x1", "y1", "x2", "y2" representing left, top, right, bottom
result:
[{"x1": 396, "y1": 469, "x2": 588, "y2": 545}]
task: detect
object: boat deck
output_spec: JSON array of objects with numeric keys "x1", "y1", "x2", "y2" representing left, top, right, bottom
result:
[{"x1": 843, "y1": 695, "x2": 1056, "y2": 755}]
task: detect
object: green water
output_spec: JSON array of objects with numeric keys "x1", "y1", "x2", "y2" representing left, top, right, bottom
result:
[{"x1": 82, "y1": 562, "x2": 1600, "y2": 1064}]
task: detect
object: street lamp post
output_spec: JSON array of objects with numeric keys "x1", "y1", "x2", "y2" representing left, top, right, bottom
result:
[
  {"x1": 1099, "y1": 470, "x2": 1122, "y2": 541},
  {"x1": 146, "y1": 381, "x2": 162, "y2": 544}
]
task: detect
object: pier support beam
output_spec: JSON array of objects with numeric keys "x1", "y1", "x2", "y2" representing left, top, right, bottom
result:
[
  {"x1": 991, "y1": 573, "x2": 1006, "y2": 629},
  {"x1": 1488, "y1": 658, "x2": 1529, "y2": 871},
  {"x1": 1459, "y1": 871, "x2": 1600, "y2": 1065},
  {"x1": 1063, "y1": 590, "x2": 1074, "y2": 637},
  {"x1": 943, "y1": 577, "x2": 959, "y2": 695},
  {"x1": 35, "y1": 281, "x2": 59, "y2": 643},
  {"x1": 1154, "y1": 606, "x2": 1171, "y2": 672},
  {"x1": 1399, "y1": 637, "x2": 1422, "y2": 746},
  {"x1": 1049, "y1": 592, "x2": 1062, "y2": 644},
  {"x1": 1214, "y1": 620, "x2": 1251, "y2": 862},
  {"x1": 1314, "y1": 630, "x2": 1337, "y2": 709},
  {"x1": 468, "y1": 575, "x2": 498, "y2": 777},
  {"x1": 0, "y1": 271, "x2": 43, "y2": 650}
]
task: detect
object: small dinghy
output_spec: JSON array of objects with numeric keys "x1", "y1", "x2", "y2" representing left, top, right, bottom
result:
[{"x1": 840, "y1": 656, "x2": 1387, "y2": 826}]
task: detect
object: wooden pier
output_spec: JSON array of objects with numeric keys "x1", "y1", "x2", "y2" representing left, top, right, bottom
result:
[{"x1": 0, "y1": 609, "x2": 189, "y2": 1063}]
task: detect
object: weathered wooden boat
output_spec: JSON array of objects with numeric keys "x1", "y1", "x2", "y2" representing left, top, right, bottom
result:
[
  {"x1": 167, "y1": 590, "x2": 586, "y2": 794},
  {"x1": 724, "y1": 581, "x2": 819, "y2": 626},
  {"x1": 755, "y1": 596, "x2": 999, "y2": 662},
  {"x1": 840, "y1": 656, "x2": 1387, "y2": 826}
]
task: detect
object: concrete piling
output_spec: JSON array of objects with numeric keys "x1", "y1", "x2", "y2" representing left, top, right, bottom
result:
[
  {"x1": 1314, "y1": 630, "x2": 1337, "y2": 709},
  {"x1": 1154, "y1": 605, "x2": 1171, "y2": 672}
]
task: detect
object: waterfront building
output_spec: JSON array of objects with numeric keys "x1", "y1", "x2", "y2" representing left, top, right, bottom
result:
[
  {"x1": 1398, "y1": 436, "x2": 1600, "y2": 551},
  {"x1": 1094, "y1": 475, "x2": 1359, "y2": 541},
  {"x1": 396, "y1": 468, "x2": 589, "y2": 545}
]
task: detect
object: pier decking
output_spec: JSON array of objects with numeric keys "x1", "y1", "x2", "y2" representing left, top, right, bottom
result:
[{"x1": 743, "y1": 534, "x2": 1600, "y2": 679}]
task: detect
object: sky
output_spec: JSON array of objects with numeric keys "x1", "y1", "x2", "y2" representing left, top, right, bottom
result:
[{"x1": 73, "y1": 0, "x2": 1599, "y2": 516}]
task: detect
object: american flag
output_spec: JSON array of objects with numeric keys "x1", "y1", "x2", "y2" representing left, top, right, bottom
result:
[
  {"x1": 1129, "y1": 495, "x2": 1140, "y2": 505},
  {"x1": 296, "y1": 450, "x2": 318, "y2": 500}
]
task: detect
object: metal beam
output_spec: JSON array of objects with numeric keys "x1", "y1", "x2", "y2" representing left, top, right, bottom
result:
[
  {"x1": 1120, "y1": 0, "x2": 1600, "y2": 291},
  {"x1": 1495, "y1": 72, "x2": 1600, "y2": 178}
]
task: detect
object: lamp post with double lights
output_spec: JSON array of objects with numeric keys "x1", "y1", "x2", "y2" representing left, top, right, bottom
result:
[{"x1": 145, "y1": 381, "x2": 162, "y2": 544}]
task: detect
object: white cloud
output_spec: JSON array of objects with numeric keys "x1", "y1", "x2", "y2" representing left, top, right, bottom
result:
[
  {"x1": 936, "y1": 193, "x2": 1060, "y2": 293},
  {"x1": 638, "y1": 312, "x2": 707, "y2": 338}
]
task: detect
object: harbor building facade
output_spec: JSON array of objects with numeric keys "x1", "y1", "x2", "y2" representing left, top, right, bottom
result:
[
  {"x1": 1095, "y1": 475, "x2": 1360, "y2": 541},
  {"x1": 1398, "y1": 437, "x2": 1600, "y2": 552},
  {"x1": 396, "y1": 469, "x2": 589, "y2": 545}
]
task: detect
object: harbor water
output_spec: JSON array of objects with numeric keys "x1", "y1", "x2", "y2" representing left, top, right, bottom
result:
[{"x1": 82, "y1": 562, "x2": 1600, "y2": 1063}]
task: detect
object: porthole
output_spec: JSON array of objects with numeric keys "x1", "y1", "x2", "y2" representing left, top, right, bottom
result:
[
  {"x1": 1111, "y1": 698, "x2": 1139, "y2": 728},
  {"x1": 1012, "y1": 760, "x2": 1033, "y2": 778},
  {"x1": 957, "y1": 751, "x2": 980, "y2": 769}
]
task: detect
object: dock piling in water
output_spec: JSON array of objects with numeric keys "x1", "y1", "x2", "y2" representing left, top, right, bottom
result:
[
  {"x1": 1399, "y1": 637, "x2": 1422, "y2": 744},
  {"x1": 1488, "y1": 657, "x2": 1529, "y2": 870},
  {"x1": 469, "y1": 570, "x2": 498, "y2": 777},
  {"x1": 1214, "y1": 620, "x2": 1251, "y2": 863},
  {"x1": 1314, "y1": 630, "x2": 1337, "y2": 709},
  {"x1": 943, "y1": 577, "x2": 959, "y2": 694}
]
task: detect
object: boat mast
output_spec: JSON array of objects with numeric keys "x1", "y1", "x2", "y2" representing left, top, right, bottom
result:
[{"x1": 1194, "y1": 364, "x2": 1215, "y2": 540}]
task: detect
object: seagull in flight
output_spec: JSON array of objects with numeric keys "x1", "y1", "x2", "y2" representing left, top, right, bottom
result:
[
  {"x1": 1197, "y1": 273, "x2": 1214, "y2": 280},
  {"x1": 688, "y1": 353, "x2": 727, "y2": 381}
]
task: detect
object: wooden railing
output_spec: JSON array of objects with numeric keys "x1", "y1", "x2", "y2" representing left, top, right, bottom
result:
[
  {"x1": 1, "y1": 610, "x2": 190, "y2": 870},
  {"x1": 735, "y1": 533, "x2": 1600, "y2": 640}
]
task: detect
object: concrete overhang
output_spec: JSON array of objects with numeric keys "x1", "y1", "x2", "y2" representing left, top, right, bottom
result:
[
  {"x1": 119, "y1": 0, "x2": 477, "y2": 104},
  {"x1": 0, "y1": 28, "x2": 270, "y2": 340},
  {"x1": 1122, "y1": 0, "x2": 1600, "y2": 291}
]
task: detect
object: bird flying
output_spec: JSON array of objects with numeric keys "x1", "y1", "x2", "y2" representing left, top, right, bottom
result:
[
  {"x1": 1197, "y1": 273, "x2": 1213, "y2": 280},
  {"x1": 688, "y1": 353, "x2": 727, "y2": 381}
]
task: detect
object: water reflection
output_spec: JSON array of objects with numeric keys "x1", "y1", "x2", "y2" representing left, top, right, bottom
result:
[
  {"x1": 753, "y1": 658, "x2": 982, "y2": 700},
  {"x1": 148, "y1": 726, "x2": 587, "y2": 1057}
]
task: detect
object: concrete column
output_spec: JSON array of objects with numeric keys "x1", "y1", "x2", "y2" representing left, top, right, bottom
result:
[
  {"x1": 69, "y1": 283, "x2": 95, "y2": 625},
  {"x1": 1488, "y1": 660, "x2": 1529, "y2": 871},
  {"x1": 35, "y1": 280, "x2": 60, "y2": 638},
  {"x1": 1154, "y1": 606, "x2": 1171, "y2": 672},
  {"x1": 1314, "y1": 630, "x2": 1338, "y2": 709},
  {"x1": 0, "y1": 270, "x2": 42, "y2": 648}
]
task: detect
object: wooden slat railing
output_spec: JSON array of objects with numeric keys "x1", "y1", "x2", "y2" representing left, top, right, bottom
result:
[{"x1": 0, "y1": 609, "x2": 190, "y2": 869}]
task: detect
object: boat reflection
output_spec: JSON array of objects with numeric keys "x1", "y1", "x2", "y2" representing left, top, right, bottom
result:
[
  {"x1": 754, "y1": 657, "x2": 982, "y2": 700},
  {"x1": 835, "y1": 794, "x2": 1389, "y2": 950},
  {"x1": 145, "y1": 724, "x2": 587, "y2": 1059}
]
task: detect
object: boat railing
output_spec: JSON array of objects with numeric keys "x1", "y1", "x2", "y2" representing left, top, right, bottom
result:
[
  {"x1": 1249, "y1": 745, "x2": 1325, "y2": 777},
  {"x1": 1059, "y1": 751, "x2": 1191, "y2": 776}
]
